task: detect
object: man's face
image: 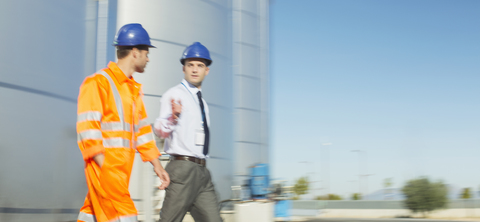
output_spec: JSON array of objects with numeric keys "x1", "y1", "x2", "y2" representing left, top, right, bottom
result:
[
  {"x1": 183, "y1": 58, "x2": 209, "y2": 88},
  {"x1": 134, "y1": 48, "x2": 150, "y2": 73}
]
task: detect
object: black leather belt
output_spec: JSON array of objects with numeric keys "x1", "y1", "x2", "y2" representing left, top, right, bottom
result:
[{"x1": 170, "y1": 155, "x2": 206, "y2": 166}]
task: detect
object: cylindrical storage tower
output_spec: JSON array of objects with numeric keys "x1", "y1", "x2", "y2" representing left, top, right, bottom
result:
[
  {"x1": 0, "y1": 0, "x2": 269, "y2": 221},
  {"x1": 232, "y1": 0, "x2": 270, "y2": 184},
  {"x1": 114, "y1": 0, "x2": 235, "y2": 210},
  {"x1": 0, "y1": 1, "x2": 94, "y2": 221}
]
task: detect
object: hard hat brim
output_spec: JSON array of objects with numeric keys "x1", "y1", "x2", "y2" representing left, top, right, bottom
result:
[
  {"x1": 180, "y1": 58, "x2": 212, "y2": 67},
  {"x1": 113, "y1": 43, "x2": 156, "y2": 48}
]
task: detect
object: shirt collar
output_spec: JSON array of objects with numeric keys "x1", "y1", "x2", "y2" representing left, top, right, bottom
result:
[
  {"x1": 107, "y1": 61, "x2": 130, "y2": 83},
  {"x1": 181, "y1": 79, "x2": 201, "y2": 95}
]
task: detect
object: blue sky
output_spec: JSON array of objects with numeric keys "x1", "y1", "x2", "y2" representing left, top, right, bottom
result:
[{"x1": 270, "y1": 0, "x2": 480, "y2": 199}]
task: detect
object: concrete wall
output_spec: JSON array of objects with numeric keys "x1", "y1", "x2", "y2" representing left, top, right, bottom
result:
[
  {"x1": 318, "y1": 209, "x2": 480, "y2": 219},
  {"x1": 293, "y1": 199, "x2": 480, "y2": 219}
]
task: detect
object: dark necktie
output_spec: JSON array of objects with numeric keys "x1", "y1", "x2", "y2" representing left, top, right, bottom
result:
[{"x1": 197, "y1": 91, "x2": 210, "y2": 155}]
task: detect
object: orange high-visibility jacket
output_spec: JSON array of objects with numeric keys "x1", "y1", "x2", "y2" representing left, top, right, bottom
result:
[{"x1": 76, "y1": 62, "x2": 160, "y2": 222}]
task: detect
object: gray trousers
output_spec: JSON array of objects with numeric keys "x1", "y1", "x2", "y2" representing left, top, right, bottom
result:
[{"x1": 159, "y1": 159, "x2": 222, "y2": 222}]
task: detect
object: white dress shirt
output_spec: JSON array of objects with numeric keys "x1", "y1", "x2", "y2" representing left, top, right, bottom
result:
[{"x1": 154, "y1": 79, "x2": 210, "y2": 159}]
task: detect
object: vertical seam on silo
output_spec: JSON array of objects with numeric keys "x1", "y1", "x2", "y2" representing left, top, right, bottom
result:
[{"x1": 95, "y1": 0, "x2": 109, "y2": 71}]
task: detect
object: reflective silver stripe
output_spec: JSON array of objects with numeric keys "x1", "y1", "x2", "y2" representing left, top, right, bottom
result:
[
  {"x1": 97, "y1": 70, "x2": 135, "y2": 149},
  {"x1": 136, "y1": 132, "x2": 154, "y2": 147},
  {"x1": 101, "y1": 122, "x2": 131, "y2": 131},
  {"x1": 133, "y1": 125, "x2": 139, "y2": 133},
  {"x1": 107, "y1": 215, "x2": 138, "y2": 222},
  {"x1": 77, "y1": 111, "x2": 102, "y2": 122},
  {"x1": 103, "y1": 138, "x2": 130, "y2": 148},
  {"x1": 139, "y1": 119, "x2": 149, "y2": 128},
  {"x1": 134, "y1": 119, "x2": 150, "y2": 133},
  {"x1": 119, "y1": 215, "x2": 137, "y2": 222},
  {"x1": 98, "y1": 70, "x2": 124, "y2": 123},
  {"x1": 78, "y1": 212, "x2": 96, "y2": 222},
  {"x1": 77, "y1": 130, "x2": 102, "y2": 142}
]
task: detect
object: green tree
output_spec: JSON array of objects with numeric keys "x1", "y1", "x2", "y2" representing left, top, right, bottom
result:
[
  {"x1": 293, "y1": 177, "x2": 309, "y2": 198},
  {"x1": 328, "y1": 194, "x2": 342, "y2": 200},
  {"x1": 460, "y1": 188, "x2": 472, "y2": 199},
  {"x1": 384, "y1": 178, "x2": 393, "y2": 200},
  {"x1": 460, "y1": 187, "x2": 473, "y2": 215},
  {"x1": 401, "y1": 177, "x2": 448, "y2": 217},
  {"x1": 315, "y1": 194, "x2": 342, "y2": 200},
  {"x1": 351, "y1": 193, "x2": 362, "y2": 200}
]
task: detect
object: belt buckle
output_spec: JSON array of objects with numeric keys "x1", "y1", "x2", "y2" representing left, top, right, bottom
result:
[
  {"x1": 194, "y1": 157, "x2": 201, "y2": 165},
  {"x1": 172, "y1": 155, "x2": 205, "y2": 166}
]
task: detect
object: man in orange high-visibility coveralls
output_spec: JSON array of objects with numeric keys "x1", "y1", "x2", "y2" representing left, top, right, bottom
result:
[{"x1": 76, "y1": 23, "x2": 170, "y2": 222}]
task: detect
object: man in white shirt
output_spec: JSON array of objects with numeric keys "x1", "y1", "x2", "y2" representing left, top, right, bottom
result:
[{"x1": 154, "y1": 42, "x2": 222, "y2": 222}]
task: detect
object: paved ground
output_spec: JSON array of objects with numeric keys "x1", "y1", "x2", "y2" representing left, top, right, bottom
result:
[{"x1": 293, "y1": 218, "x2": 480, "y2": 222}]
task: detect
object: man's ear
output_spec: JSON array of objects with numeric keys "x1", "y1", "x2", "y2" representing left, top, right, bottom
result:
[
  {"x1": 132, "y1": 48, "x2": 139, "y2": 58},
  {"x1": 205, "y1": 67, "x2": 210, "y2": 76}
]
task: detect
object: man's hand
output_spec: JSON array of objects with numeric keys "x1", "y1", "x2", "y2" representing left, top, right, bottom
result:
[
  {"x1": 155, "y1": 166, "x2": 170, "y2": 190},
  {"x1": 150, "y1": 158, "x2": 170, "y2": 189},
  {"x1": 171, "y1": 99, "x2": 182, "y2": 121}
]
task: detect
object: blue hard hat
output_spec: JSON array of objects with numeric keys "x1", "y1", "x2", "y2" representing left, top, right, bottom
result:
[
  {"x1": 180, "y1": 42, "x2": 212, "y2": 66},
  {"x1": 113, "y1": 23, "x2": 155, "y2": 48}
]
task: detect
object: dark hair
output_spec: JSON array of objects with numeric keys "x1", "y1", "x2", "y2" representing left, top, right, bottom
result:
[
  {"x1": 182, "y1": 58, "x2": 209, "y2": 66},
  {"x1": 116, "y1": 45, "x2": 149, "y2": 59}
]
